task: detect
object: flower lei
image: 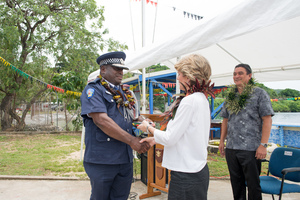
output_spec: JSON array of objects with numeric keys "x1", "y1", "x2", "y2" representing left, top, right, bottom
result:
[
  {"x1": 98, "y1": 75, "x2": 136, "y2": 110},
  {"x1": 160, "y1": 78, "x2": 215, "y2": 128},
  {"x1": 225, "y1": 78, "x2": 256, "y2": 114}
]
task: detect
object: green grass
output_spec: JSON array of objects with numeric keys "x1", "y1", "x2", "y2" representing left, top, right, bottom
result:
[
  {"x1": 133, "y1": 158, "x2": 141, "y2": 177},
  {"x1": 0, "y1": 134, "x2": 269, "y2": 179},
  {"x1": 207, "y1": 152, "x2": 269, "y2": 178},
  {"x1": 207, "y1": 152, "x2": 230, "y2": 178},
  {"x1": 0, "y1": 134, "x2": 86, "y2": 178}
]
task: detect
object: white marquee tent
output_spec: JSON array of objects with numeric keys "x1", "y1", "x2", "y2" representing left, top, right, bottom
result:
[
  {"x1": 123, "y1": 0, "x2": 300, "y2": 87},
  {"x1": 82, "y1": 0, "x2": 300, "y2": 160}
]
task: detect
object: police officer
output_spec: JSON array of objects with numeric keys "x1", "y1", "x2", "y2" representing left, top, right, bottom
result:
[{"x1": 81, "y1": 51, "x2": 150, "y2": 200}]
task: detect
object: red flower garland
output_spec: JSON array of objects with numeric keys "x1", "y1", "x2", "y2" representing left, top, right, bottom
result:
[{"x1": 160, "y1": 78, "x2": 215, "y2": 128}]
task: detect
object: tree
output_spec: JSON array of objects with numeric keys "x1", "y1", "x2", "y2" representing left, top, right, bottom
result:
[
  {"x1": 153, "y1": 95, "x2": 168, "y2": 113},
  {"x1": 255, "y1": 83, "x2": 279, "y2": 99},
  {"x1": 0, "y1": 0, "x2": 127, "y2": 131},
  {"x1": 146, "y1": 63, "x2": 169, "y2": 73},
  {"x1": 215, "y1": 83, "x2": 279, "y2": 99},
  {"x1": 279, "y1": 88, "x2": 300, "y2": 98},
  {"x1": 51, "y1": 71, "x2": 83, "y2": 131}
]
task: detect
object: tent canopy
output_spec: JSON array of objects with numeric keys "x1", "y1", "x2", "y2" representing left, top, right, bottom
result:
[{"x1": 124, "y1": 0, "x2": 300, "y2": 87}]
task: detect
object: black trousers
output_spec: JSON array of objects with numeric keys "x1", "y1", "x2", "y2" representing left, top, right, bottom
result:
[
  {"x1": 84, "y1": 162, "x2": 133, "y2": 200},
  {"x1": 225, "y1": 149, "x2": 262, "y2": 200},
  {"x1": 168, "y1": 164, "x2": 209, "y2": 200}
]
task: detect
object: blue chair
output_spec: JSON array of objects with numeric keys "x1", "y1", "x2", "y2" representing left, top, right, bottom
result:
[{"x1": 260, "y1": 147, "x2": 300, "y2": 200}]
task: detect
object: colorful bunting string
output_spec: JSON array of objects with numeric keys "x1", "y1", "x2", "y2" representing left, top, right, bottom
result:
[
  {"x1": 154, "y1": 82, "x2": 176, "y2": 88},
  {"x1": 131, "y1": 0, "x2": 203, "y2": 20},
  {"x1": 182, "y1": 10, "x2": 203, "y2": 20},
  {"x1": 132, "y1": 0, "x2": 157, "y2": 6},
  {"x1": 1, "y1": 56, "x2": 226, "y2": 98},
  {"x1": 146, "y1": 0, "x2": 157, "y2": 6},
  {"x1": 66, "y1": 90, "x2": 82, "y2": 97},
  {"x1": 0, "y1": 56, "x2": 82, "y2": 97},
  {"x1": 214, "y1": 87, "x2": 228, "y2": 94}
]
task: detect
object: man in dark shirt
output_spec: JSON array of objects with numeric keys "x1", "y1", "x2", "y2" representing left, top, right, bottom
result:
[
  {"x1": 81, "y1": 51, "x2": 150, "y2": 200},
  {"x1": 219, "y1": 64, "x2": 274, "y2": 200}
]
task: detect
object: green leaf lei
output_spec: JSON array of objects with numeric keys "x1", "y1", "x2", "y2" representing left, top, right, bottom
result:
[
  {"x1": 98, "y1": 75, "x2": 136, "y2": 110},
  {"x1": 225, "y1": 78, "x2": 256, "y2": 114}
]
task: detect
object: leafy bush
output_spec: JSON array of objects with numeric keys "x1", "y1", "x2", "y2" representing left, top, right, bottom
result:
[
  {"x1": 271, "y1": 100, "x2": 300, "y2": 112},
  {"x1": 213, "y1": 98, "x2": 225, "y2": 110}
]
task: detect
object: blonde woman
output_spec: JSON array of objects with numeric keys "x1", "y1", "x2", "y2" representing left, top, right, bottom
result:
[{"x1": 138, "y1": 54, "x2": 215, "y2": 200}]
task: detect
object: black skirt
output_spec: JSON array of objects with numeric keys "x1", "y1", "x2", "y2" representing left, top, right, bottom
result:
[{"x1": 168, "y1": 164, "x2": 209, "y2": 200}]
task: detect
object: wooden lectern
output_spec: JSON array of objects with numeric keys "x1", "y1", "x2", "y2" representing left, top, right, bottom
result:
[{"x1": 139, "y1": 114, "x2": 171, "y2": 199}]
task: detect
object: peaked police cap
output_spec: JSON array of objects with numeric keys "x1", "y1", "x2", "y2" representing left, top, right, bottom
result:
[{"x1": 96, "y1": 51, "x2": 129, "y2": 70}]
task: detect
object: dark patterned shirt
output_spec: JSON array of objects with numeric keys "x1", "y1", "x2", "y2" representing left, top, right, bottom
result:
[{"x1": 220, "y1": 87, "x2": 274, "y2": 151}]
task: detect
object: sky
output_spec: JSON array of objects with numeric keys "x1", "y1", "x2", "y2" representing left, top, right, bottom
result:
[
  {"x1": 96, "y1": 0, "x2": 300, "y2": 91},
  {"x1": 99, "y1": 0, "x2": 243, "y2": 51}
]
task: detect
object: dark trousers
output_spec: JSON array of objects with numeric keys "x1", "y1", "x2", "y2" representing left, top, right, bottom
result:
[
  {"x1": 225, "y1": 149, "x2": 262, "y2": 200},
  {"x1": 84, "y1": 162, "x2": 133, "y2": 200},
  {"x1": 168, "y1": 164, "x2": 209, "y2": 200}
]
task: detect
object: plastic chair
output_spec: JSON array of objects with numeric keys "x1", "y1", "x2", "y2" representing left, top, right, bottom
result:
[{"x1": 260, "y1": 147, "x2": 300, "y2": 200}]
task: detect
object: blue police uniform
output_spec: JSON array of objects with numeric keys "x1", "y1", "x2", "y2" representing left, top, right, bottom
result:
[{"x1": 81, "y1": 77, "x2": 135, "y2": 200}]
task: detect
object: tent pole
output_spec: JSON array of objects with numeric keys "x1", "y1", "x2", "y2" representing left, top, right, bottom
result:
[
  {"x1": 152, "y1": 0, "x2": 159, "y2": 43},
  {"x1": 128, "y1": 0, "x2": 136, "y2": 51},
  {"x1": 216, "y1": 43, "x2": 242, "y2": 63},
  {"x1": 149, "y1": 82, "x2": 153, "y2": 114},
  {"x1": 142, "y1": 0, "x2": 146, "y2": 114}
]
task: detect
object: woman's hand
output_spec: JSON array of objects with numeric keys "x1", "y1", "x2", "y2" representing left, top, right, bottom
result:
[
  {"x1": 137, "y1": 120, "x2": 150, "y2": 132},
  {"x1": 145, "y1": 118, "x2": 155, "y2": 127},
  {"x1": 140, "y1": 137, "x2": 156, "y2": 147},
  {"x1": 138, "y1": 116, "x2": 155, "y2": 125}
]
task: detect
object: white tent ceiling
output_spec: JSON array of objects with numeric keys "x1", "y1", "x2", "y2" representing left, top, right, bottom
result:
[{"x1": 125, "y1": 0, "x2": 300, "y2": 87}]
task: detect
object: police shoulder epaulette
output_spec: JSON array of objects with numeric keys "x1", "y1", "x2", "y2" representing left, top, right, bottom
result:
[{"x1": 88, "y1": 77, "x2": 100, "y2": 85}]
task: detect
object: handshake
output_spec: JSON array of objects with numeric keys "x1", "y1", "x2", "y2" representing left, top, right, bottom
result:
[{"x1": 130, "y1": 119, "x2": 156, "y2": 154}]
